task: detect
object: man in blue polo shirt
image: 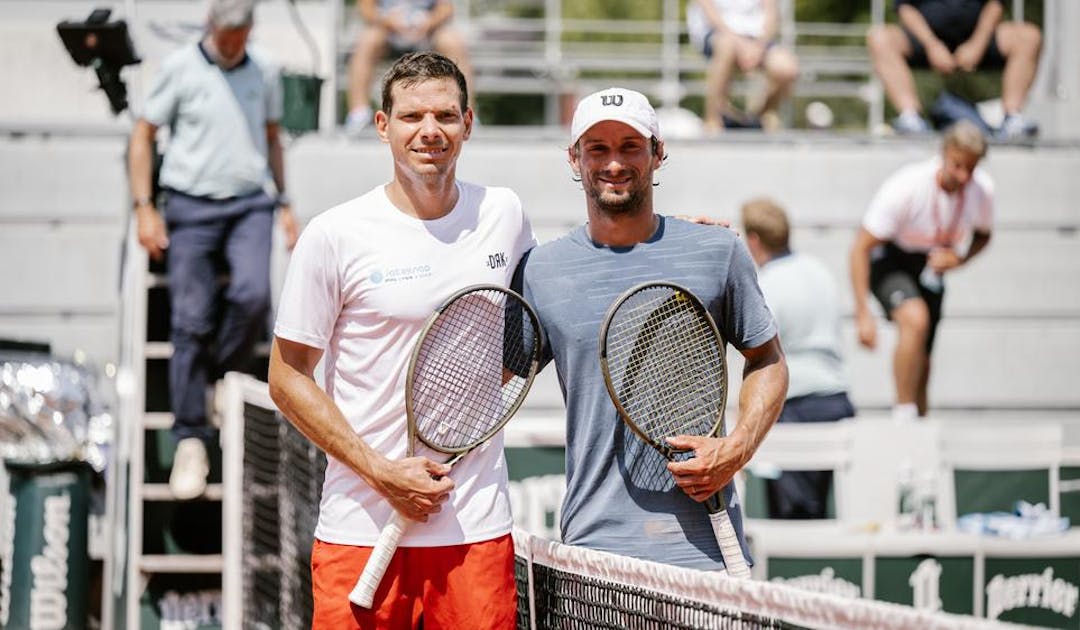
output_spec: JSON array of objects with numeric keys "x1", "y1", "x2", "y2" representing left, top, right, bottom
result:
[{"x1": 127, "y1": 0, "x2": 299, "y2": 499}]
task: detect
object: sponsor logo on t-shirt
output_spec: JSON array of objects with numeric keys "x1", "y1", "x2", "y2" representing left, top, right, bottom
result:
[
  {"x1": 485, "y1": 252, "x2": 508, "y2": 270},
  {"x1": 370, "y1": 265, "x2": 432, "y2": 285}
]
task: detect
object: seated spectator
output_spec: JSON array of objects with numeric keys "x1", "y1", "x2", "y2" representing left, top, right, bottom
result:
[
  {"x1": 742, "y1": 198, "x2": 855, "y2": 519},
  {"x1": 344, "y1": 0, "x2": 474, "y2": 133},
  {"x1": 867, "y1": 0, "x2": 1041, "y2": 138},
  {"x1": 687, "y1": 0, "x2": 800, "y2": 133}
]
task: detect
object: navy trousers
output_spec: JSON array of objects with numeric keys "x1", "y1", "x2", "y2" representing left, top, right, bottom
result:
[
  {"x1": 164, "y1": 190, "x2": 274, "y2": 441},
  {"x1": 765, "y1": 392, "x2": 855, "y2": 519}
]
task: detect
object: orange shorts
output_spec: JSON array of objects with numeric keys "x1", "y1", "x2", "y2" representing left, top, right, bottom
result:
[{"x1": 310, "y1": 533, "x2": 517, "y2": 630}]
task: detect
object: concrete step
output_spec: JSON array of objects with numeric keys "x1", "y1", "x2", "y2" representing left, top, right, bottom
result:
[{"x1": 139, "y1": 554, "x2": 224, "y2": 574}]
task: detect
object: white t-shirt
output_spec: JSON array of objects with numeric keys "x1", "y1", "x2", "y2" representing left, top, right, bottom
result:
[
  {"x1": 758, "y1": 253, "x2": 848, "y2": 399},
  {"x1": 688, "y1": 0, "x2": 768, "y2": 49},
  {"x1": 863, "y1": 156, "x2": 994, "y2": 254},
  {"x1": 274, "y1": 181, "x2": 537, "y2": 546}
]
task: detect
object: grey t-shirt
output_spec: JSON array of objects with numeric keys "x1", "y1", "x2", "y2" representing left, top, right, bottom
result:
[{"x1": 515, "y1": 216, "x2": 777, "y2": 570}]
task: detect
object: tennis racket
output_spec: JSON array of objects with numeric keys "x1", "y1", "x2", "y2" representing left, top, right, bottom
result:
[
  {"x1": 349, "y1": 284, "x2": 542, "y2": 608},
  {"x1": 598, "y1": 281, "x2": 750, "y2": 579}
]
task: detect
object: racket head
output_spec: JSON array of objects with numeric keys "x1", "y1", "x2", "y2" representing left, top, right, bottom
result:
[
  {"x1": 405, "y1": 284, "x2": 542, "y2": 456},
  {"x1": 599, "y1": 281, "x2": 728, "y2": 457}
]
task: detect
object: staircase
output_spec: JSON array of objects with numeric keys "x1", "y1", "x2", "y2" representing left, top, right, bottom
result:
[{"x1": 109, "y1": 219, "x2": 267, "y2": 630}]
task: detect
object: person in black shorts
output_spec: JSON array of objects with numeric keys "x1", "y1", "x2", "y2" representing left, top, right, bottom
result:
[
  {"x1": 849, "y1": 121, "x2": 993, "y2": 421},
  {"x1": 866, "y1": 0, "x2": 1041, "y2": 137}
]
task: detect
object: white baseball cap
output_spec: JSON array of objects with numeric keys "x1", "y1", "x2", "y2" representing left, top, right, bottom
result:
[{"x1": 569, "y1": 87, "x2": 661, "y2": 145}]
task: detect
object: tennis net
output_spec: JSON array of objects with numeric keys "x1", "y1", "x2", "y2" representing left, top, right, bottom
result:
[
  {"x1": 512, "y1": 529, "x2": 1023, "y2": 630},
  {"x1": 224, "y1": 373, "x2": 324, "y2": 630},
  {"x1": 224, "y1": 374, "x2": 1018, "y2": 630}
]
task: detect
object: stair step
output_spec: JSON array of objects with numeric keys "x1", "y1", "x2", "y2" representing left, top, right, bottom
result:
[
  {"x1": 143, "y1": 411, "x2": 173, "y2": 430},
  {"x1": 147, "y1": 272, "x2": 232, "y2": 289},
  {"x1": 141, "y1": 483, "x2": 224, "y2": 501},
  {"x1": 145, "y1": 341, "x2": 172, "y2": 360},
  {"x1": 144, "y1": 341, "x2": 271, "y2": 360},
  {"x1": 140, "y1": 554, "x2": 224, "y2": 574},
  {"x1": 146, "y1": 272, "x2": 167, "y2": 289}
]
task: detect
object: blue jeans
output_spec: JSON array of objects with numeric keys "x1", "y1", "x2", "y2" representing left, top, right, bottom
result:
[{"x1": 164, "y1": 190, "x2": 274, "y2": 441}]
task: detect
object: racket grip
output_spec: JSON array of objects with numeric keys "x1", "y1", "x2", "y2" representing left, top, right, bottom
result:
[
  {"x1": 708, "y1": 510, "x2": 751, "y2": 579},
  {"x1": 348, "y1": 511, "x2": 409, "y2": 608}
]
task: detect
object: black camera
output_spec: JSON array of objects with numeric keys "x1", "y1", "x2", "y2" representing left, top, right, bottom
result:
[{"x1": 57, "y1": 8, "x2": 141, "y2": 115}]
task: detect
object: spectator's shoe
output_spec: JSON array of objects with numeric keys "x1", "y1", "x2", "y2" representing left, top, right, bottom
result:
[
  {"x1": 891, "y1": 111, "x2": 932, "y2": 135},
  {"x1": 759, "y1": 110, "x2": 783, "y2": 133},
  {"x1": 169, "y1": 438, "x2": 209, "y2": 500},
  {"x1": 344, "y1": 106, "x2": 373, "y2": 137},
  {"x1": 996, "y1": 113, "x2": 1038, "y2": 140}
]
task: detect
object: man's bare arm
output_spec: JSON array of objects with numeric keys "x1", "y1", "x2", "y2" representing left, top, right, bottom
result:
[
  {"x1": 955, "y1": 1, "x2": 1003, "y2": 70},
  {"x1": 898, "y1": 4, "x2": 956, "y2": 73},
  {"x1": 268, "y1": 336, "x2": 453, "y2": 521},
  {"x1": 667, "y1": 336, "x2": 787, "y2": 500},
  {"x1": 266, "y1": 121, "x2": 299, "y2": 250},
  {"x1": 850, "y1": 227, "x2": 886, "y2": 349},
  {"x1": 128, "y1": 119, "x2": 169, "y2": 261}
]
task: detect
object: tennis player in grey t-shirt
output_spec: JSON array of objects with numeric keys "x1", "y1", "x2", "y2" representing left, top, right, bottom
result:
[{"x1": 513, "y1": 87, "x2": 788, "y2": 571}]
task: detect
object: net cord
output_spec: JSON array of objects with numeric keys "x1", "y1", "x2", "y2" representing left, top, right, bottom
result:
[{"x1": 513, "y1": 528, "x2": 1024, "y2": 630}]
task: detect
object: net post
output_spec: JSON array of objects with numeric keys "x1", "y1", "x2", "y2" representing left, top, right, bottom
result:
[
  {"x1": 220, "y1": 371, "x2": 249, "y2": 630},
  {"x1": 527, "y1": 537, "x2": 537, "y2": 630},
  {"x1": 514, "y1": 528, "x2": 539, "y2": 630}
]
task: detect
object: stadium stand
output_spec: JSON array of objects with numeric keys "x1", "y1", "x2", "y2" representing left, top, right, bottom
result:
[{"x1": 341, "y1": 0, "x2": 887, "y2": 128}]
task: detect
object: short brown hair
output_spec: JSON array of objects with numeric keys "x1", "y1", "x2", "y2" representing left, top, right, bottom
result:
[
  {"x1": 741, "y1": 197, "x2": 790, "y2": 253},
  {"x1": 380, "y1": 51, "x2": 468, "y2": 115},
  {"x1": 942, "y1": 120, "x2": 988, "y2": 159}
]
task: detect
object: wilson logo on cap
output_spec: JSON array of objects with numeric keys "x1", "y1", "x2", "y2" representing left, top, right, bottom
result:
[{"x1": 570, "y1": 87, "x2": 661, "y2": 145}]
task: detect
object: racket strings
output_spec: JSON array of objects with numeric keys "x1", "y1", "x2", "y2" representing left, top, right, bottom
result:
[
  {"x1": 607, "y1": 289, "x2": 726, "y2": 441},
  {"x1": 410, "y1": 288, "x2": 538, "y2": 452}
]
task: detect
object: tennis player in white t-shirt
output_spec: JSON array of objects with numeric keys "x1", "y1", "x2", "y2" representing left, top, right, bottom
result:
[
  {"x1": 850, "y1": 121, "x2": 993, "y2": 421},
  {"x1": 268, "y1": 52, "x2": 536, "y2": 629}
]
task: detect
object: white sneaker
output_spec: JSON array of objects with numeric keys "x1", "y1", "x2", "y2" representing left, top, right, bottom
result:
[
  {"x1": 344, "y1": 106, "x2": 373, "y2": 137},
  {"x1": 892, "y1": 111, "x2": 932, "y2": 135},
  {"x1": 996, "y1": 113, "x2": 1038, "y2": 140},
  {"x1": 169, "y1": 438, "x2": 209, "y2": 500},
  {"x1": 891, "y1": 403, "x2": 919, "y2": 424}
]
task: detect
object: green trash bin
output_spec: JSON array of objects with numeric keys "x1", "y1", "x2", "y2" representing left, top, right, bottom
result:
[
  {"x1": 1, "y1": 459, "x2": 91, "y2": 630},
  {"x1": 281, "y1": 72, "x2": 323, "y2": 134}
]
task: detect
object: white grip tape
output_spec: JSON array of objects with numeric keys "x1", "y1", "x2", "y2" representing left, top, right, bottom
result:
[
  {"x1": 708, "y1": 510, "x2": 751, "y2": 579},
  {"x1": 348, "y1": 512, "x2": 410, "y2": 608}
]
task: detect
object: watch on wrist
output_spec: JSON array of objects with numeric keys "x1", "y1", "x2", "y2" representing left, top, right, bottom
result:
[
  {"x1": 133, "y1": 196, "x2": 152, "y2": 209},
  {"x1": 276, "y1": 193, "x2": 292, "y2": 207}
]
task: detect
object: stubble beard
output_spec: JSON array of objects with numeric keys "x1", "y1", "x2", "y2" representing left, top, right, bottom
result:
[{"x1": 585, "y1": 174, "x2": 647, "y2": 216}]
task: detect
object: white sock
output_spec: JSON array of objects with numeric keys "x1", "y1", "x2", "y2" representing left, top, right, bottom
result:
[
  {"x1": 892, "y1": 403, "x2": 918, "y2": 423},
  {"x1": 347, "y1": 105, "x2": 372, "y2": 122}
]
